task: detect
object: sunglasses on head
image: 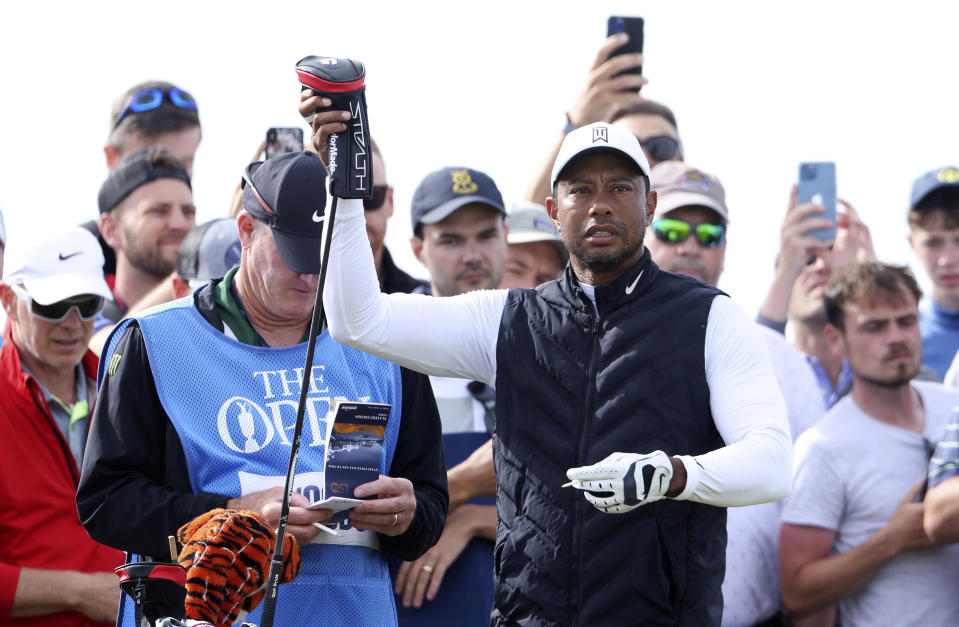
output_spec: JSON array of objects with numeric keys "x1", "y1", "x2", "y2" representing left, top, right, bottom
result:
[
  {"x1": 9, "y1": 284, "x2": 104, "y2": 322},
  {"x1": 639, "y1": 135, "x2": 680, "y2": 163},
  {"x1": 363, "y1": 185, "x2": 390, "y2": 211},
  {"x1": 651, "y1": 218, "x2": 726, "y2": 248},
  {"x1": 113, "y1": 87, "x2": 198, "y2": 129}
]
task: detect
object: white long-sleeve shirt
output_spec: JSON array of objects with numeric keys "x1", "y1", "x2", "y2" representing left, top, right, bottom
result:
[{"x1": 324, "y1": 198, "x2": 792, "y2": 507}]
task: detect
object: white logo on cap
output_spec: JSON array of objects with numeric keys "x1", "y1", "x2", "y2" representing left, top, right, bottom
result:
[
  {"x1": 312, "y1": 210, "x2": 324, "y2": 223},
  {"x1": 319, "y1": 57, "x2": 338, "y2": 65},
  {"x1": 593, "y1": 127, "x2": 608, "y2": 143}
]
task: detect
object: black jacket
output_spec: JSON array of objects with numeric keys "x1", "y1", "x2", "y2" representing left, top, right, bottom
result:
[
  {"x1": 491, "y1": 250, "x2": 726, "y2": 626},
  {"x1": 77, "y1": 281, "x2": 448, "y2": 561},
  {"x1": 380, "y1": 246, "x2": 427, "y2": 295}
]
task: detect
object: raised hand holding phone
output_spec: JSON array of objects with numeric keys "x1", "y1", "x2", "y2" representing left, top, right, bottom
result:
[
  {"x1": 607, "y1": 16, "x2": 644, "y2": 77},
  {"x1": 265, "y1": 127, "x2": 304, "y2": 159}
]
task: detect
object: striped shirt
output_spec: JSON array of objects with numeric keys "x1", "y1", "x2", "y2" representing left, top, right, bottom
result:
[{"x1": 929, "y1": 414, "x2": 959, "y2": 489}]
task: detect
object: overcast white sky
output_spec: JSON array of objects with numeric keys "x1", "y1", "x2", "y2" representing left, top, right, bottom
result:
[{"x1": 2, "y1": 1, "x2": 958, "y2": 317}]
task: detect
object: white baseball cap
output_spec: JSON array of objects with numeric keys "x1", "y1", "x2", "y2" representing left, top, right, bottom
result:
[
  {"x1": 3, "y1": 225, "x2": 112, "y2": 305},
  {"x1": 551, "y1": 122, "x2": 651, "y2": 187}
]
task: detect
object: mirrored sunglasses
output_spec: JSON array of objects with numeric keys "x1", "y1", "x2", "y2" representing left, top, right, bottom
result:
[
  {"x1": 639, "y1": 135, "x2": 680, "y2": 163},
  {"x1": 9, "y1": 284, "x2": 104, "y2": 322},
  {"x1": 113, "y1": 87, "x2": 198, "y2": 129},
  {"x1": 363, "y1": 185, "x2": 390, "y2": 211},
  {"x1": 651, "y1": 218, "x2": 726, "y2": 248}
]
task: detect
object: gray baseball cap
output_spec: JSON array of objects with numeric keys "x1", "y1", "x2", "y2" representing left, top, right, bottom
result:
[
  {"x1": 176, "y1": 217, "x2": 241, "y2": 283},
  {"x1": 506, "y1": 202, "x2": 569, "y2": 264}
]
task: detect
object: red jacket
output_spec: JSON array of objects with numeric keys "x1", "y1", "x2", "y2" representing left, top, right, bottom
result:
[{"x1": 0, "y1": 326, "x2": 124, "y2": 626}]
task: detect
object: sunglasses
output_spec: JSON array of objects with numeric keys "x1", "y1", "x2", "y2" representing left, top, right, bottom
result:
[
  {"x1": 363, "y1": 185, "x2": 390, "y2": 211},
  {"x1": 639, "y1": 135, "x2": 681, "y2": 163},
  {"x1": 9, "y1": 284, "x2": 104, "y2": 322},
  {"x1": 113, "y1": 87, "x2": 198, "y2": 129},
  {"x1": 651, "y1": 218, "x2": 726, "y2": 248}
]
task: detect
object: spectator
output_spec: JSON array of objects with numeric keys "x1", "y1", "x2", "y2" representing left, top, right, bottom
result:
[
  {"x1": 0, "y1": 226, "x2": 123, "y2": 626},
  {"x1": 367, "y1": 140, "x2": 428, "y2": 294},
  {"x1": 500, "y1": 202, "x2": 568, "y2": 289},
  {"x1": 925, "y1": 408, "x2": 959, "y2": 543},
  {"x1": 104, "y1": 80, "x2": 202, "y2": 176},
  {"x1": 95, "y1": 146, "x2": 195, "y2": 326},
  {"x1": 524, "y1": 34, "x2": 680, "y2": 205},
  {"x1": 780, "y1": 262, "x2": 959, "y2": 626},
  {"x1": 907, "y1": 166, "x2": 959, "y2": 379},
  {"x1": 77, "y1": 151, "x2": 447, "y2": 626},
  {"x1": 0, "y1": 206, "x2": 6, "y2": 337},
  {"x1": 391, "y1": 166, "x2": 504, "y2": 625},
  {"x1": 645, "y1": 160, "x2": 824, "y2": 626},
  {"x1": 84, "y1": 80, "x2": 202, "y2": 279},
  {"x1": 117, "y1": 216, "x2": 242, "y2": 319},
  {"x1": 323, "y1": 121, "x2": 791, "y2": 625},
  {"x1": 757, "y1": 186, "x2": 875, "y2": 407}
]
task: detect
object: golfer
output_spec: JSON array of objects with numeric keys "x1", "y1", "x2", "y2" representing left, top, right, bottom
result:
[
  {"x1": 322, "y1": 123, "x2": 792, "y2": 625},
  {"x1": 77, "y1": 151, "x2": 448, "y2": 627}
]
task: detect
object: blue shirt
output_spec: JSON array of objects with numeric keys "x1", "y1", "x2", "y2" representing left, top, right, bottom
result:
[
  {"x1": 920, "y1": 299, "x2": 959, "y2": 381},
  {"x1": 806, "y1": 355, "x2": 853, "y2": 409}
]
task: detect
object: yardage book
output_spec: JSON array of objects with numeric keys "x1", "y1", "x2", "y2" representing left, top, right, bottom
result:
[{"x1": 308, "y1": 400, "x2": 390, "y2": 522}]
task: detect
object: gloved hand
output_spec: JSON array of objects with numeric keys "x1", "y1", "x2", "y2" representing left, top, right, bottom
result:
[{"x1": 566, "y1": 451, "x2": 673, "y2": 513}]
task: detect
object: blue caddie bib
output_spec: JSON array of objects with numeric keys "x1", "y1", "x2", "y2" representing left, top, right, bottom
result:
[{"x1": 104, "y1": 295, "x2": 403, "y2": 627}]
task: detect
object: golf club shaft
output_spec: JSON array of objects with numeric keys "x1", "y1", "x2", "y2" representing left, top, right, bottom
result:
[{"x1": 260, "y1": 195, "x2": 339, "y2": 627}]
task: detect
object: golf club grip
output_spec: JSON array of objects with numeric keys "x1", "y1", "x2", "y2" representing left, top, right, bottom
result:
[
  {"x1": 257, "y1": 197, "x2": 339, "y2": 627},
  {"x1": 259, "y1": 561, "x2": 284, "y2": 626}
]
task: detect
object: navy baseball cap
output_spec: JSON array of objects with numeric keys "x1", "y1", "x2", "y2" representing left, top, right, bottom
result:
[
  {"x1": 410, "y1": 167, "x2": 505, "y2": 232},
  {"x1": 242, "y1": 151, "x2": 328, "y2": 274},
  {"x1": 910, "y1": 166, "x2": 959, "y2": 209}
]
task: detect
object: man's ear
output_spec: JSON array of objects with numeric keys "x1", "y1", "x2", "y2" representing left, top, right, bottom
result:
[
  {"x1": 384, "y1": 186, "x2": 395, "y2": 219},
  {"x1": 546, "y1": 196, "x2": 560, "y2": 233},
  {"x1": 236, "y1": 212, "x2": 256, "y2": 249},
  {"x1": 410, "y1": 235, "x2": 425, "y2": 264},
  {"x1": 824, "y1": 323, "x2": 845, "y2": 356},
  {"x1": 907, "y1": 232, "x2": 919, "y2": 254},
  {"x1": 104, "y1": 144, "x2": 120, "y2": 169},
  {"x1": 99, "y1": 211, "x2": 121, "y2": 250},
  {"x1": 645, "y1": 190, "x2": 658, "y2": 226},
  {"x1": 0, "y1": 284, "x2": 20, "y2": 324},
  {"x1": 172, "y1": 276, "x2": 190, "y2": 299}
]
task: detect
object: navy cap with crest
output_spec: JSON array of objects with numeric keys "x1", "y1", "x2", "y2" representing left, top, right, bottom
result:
[
  {"x1": 910, "y1": 166, "x2": 959, "y2": 210},
  {"x1": 242, "y1": 151, "x2": 328, "y2": 273},
  {"x1": 410, "y1": 166, "x2": 505, "y2": 233}
]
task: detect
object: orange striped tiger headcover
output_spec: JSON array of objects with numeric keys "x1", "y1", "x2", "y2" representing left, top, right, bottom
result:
[{"x1": 176, "y1": 508, "x2": 301, "y2": 626}]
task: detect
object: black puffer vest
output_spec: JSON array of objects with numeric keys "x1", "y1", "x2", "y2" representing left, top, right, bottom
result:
[{"x1": 491, "y1": 250, "x2": 726, "y2": 626}]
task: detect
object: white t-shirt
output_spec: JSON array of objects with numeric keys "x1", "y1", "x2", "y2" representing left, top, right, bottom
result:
[
  {"x1": 781, "y1": 380, "x2": 959, "y2": 627},
  {"x1": 429, "y1": 375, "x2": 487, "y2": 434},
  {"x1": 324, "y1": 198, "x2": 792, "y2": 507}
]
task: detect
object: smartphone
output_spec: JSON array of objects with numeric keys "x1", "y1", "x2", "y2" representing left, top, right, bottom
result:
[
  {"x1": 797, "y1": 162, "x2": 837, "y2": 241},
  {"x1": 265, "y1": 127, "x2": 304, "y2": 159},
  {"x1": 607, "y1": 16, "x2": 644, "y2": 76}
]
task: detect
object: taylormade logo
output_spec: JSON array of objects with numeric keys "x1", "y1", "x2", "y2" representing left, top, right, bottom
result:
[{"x1": 328, "y1": 135, "x2": 339, "y2": 174}]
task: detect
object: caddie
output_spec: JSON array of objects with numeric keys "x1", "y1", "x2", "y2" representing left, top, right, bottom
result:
[{"x1": 77, "y1": 151, "x2": 448, "y2": 627}]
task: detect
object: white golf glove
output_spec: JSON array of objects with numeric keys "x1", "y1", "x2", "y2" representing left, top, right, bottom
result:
[{"x1": 565, "y1": 451, "x2": 673, "y2": 514}]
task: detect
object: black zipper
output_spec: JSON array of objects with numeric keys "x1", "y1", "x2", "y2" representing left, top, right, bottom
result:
[
  {"x1": 31, "y1": 386, "x2": 80, "y2": 486},
  {"x1": 568, "y1": 316, "x2": 602, "y2": 624}
]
